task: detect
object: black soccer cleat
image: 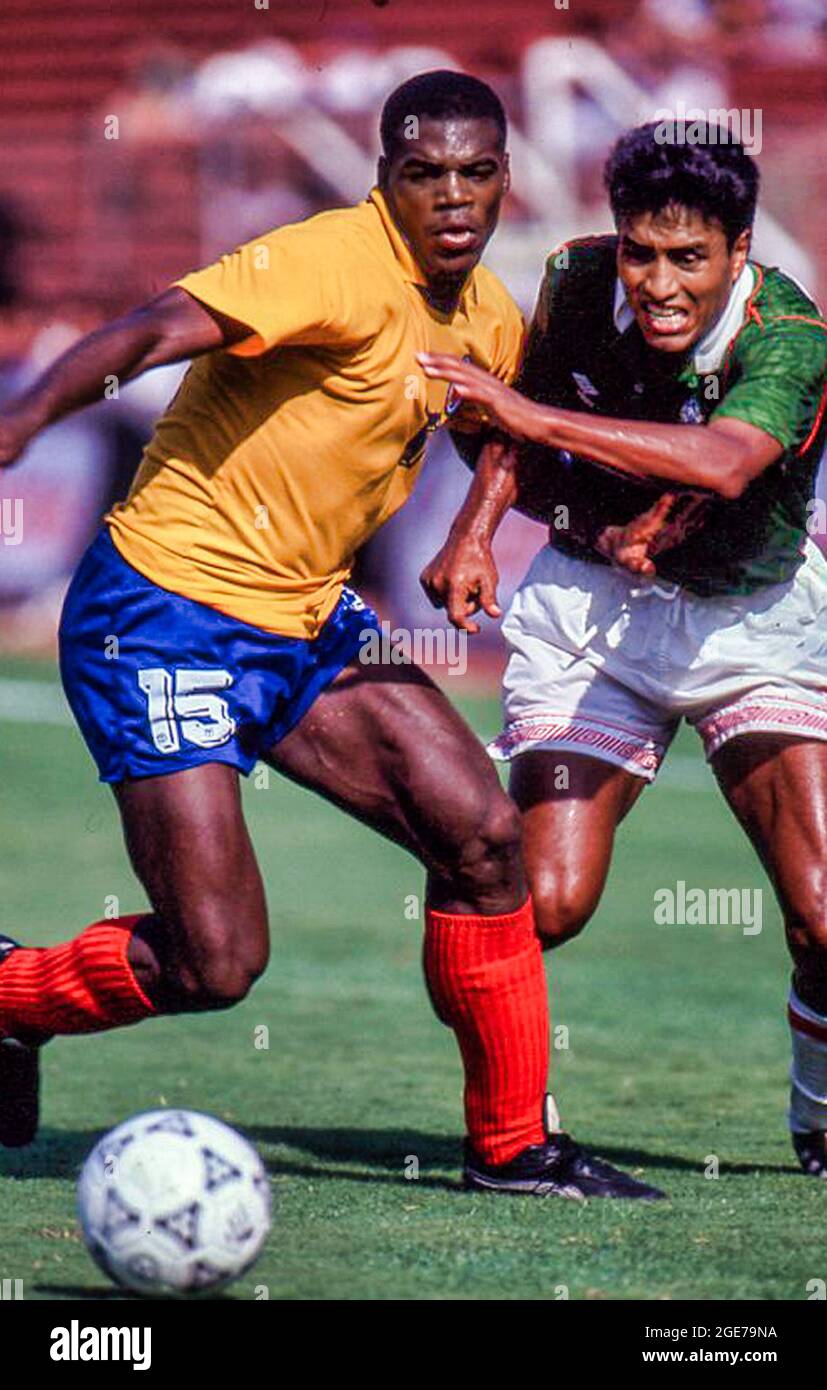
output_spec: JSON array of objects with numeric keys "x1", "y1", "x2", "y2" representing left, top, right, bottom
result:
[
  {"x1": 0, "y1": 935, "x2": 41, "y2": 1148},
  {"x1": 792, "y1": 1130, "x2": 827, "y2": 1178},
  {"x1": 463, "y1": 1095, "x2": 666, "y2": 1201}
]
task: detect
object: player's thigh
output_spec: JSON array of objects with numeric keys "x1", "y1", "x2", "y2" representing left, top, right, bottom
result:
[
  {"x1": 265, "y1": 660, "x2": 521, "y2": 885},
  {"x1": 510, "y1": 750, "x2": 647, "y2": 945},
  {"x1": 712, "y1": 734, "x2": 827, "y2": 947},
  {"x1": 114, "y1": 763, "x2": 269, "y2": 975}
]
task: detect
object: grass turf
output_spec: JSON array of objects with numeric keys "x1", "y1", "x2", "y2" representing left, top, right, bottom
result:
[{"x1": 0, "y1": 656, "x2": 823, "y2": 1301}]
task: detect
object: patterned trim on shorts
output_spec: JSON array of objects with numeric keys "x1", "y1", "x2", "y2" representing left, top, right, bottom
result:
[
  {"x1": 696, "y1": 692, "x2": 827, "y2": 761},
  {"x1": 488, "y1": 713, "x2": 663, "y2": 780}
]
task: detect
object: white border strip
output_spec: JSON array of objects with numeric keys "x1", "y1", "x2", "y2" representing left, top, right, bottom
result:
[{"x1": 0, "y1": 678, "x2": 73, "y2": 726}]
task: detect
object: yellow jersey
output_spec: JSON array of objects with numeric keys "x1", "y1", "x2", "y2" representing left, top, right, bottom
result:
[{"x1": 106, "y1": 188, "x2": 524, "y2": 637}]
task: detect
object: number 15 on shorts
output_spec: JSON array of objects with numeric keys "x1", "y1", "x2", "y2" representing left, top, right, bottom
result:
[{"x1": 138, "y1": 668, "x2": 236, "y2": 753}]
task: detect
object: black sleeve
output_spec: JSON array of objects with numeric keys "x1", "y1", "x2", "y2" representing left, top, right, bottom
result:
[
  {"x1": 509, "y1": 262, "x2": 578, "y2": 522},
  {"x1": 517, "y1": 260, "x2": 569, "y2": 406}
]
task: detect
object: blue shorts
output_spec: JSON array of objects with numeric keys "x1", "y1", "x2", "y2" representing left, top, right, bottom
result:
[{"x1": 59, "y1": 529, "x2": 380, "y2": 783}]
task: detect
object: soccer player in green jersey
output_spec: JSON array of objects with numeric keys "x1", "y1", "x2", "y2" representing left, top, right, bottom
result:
[{"x1": 419, "y1": 121, "x2": 827, "y2": 1176}]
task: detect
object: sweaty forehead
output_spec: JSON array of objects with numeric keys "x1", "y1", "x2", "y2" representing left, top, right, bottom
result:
[
  {"x1": 394, "y1": 116, "x2": 503, "y2": 165},
  {"x1": 620, "y1": 206, "x2": 726, "y2": 248}
]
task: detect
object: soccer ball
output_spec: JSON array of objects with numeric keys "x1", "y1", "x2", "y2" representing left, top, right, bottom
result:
[{"x1": 77, "y1": 1109, "x2": 271, "y2": 1297}]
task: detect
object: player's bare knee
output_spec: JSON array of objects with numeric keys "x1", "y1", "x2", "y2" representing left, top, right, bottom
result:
[
  {"x1": 458, "y1": 795, "x2": 523, "y2": 893},
  {"x1": 480, "y1": 795, "x2": 522, "y2": 860},
  {"x1": 532, "y1": 871, "x2": 598, "y2": 948},
  {"x1": 176, "y1": 926, "x2": 269, "y2": 1010},
  {"x1": 188, "y1": 958, "x2": 263, "y2": 1009},
  {"x1": 788, "y1": 907, "x2": 827, "y2": 957},
  {"x1": 784, "y1": 866, "x2": 827, "y2": 956}
]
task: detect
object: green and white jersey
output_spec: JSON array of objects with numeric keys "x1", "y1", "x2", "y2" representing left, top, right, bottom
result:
[{"x1": 518, "y1": 235, "x2": 827, "y2": 596}]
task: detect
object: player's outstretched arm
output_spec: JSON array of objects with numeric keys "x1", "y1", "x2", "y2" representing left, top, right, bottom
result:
[
  {"x1": 418, "y1": 352, "x2": 783, "y2": 499},
  {"x1": 0, "y1": 287, "x2": 250, "y2": 470}
]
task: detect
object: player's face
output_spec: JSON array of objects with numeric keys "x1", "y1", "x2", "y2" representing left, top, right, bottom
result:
[
  {"x1": 379, "y1": 117, "x2": 510, "y2": 291},
  {"x1": 617, "y1": 207, "x2": 751, "y2": 355}
]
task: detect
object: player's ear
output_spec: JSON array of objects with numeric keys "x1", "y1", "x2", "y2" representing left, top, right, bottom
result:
[
  {"x1": 377, "y1": 154, "x2": 389, "y2": 189},
  {"x1": 730, "y1": 227, "x2": 751, "y2": 280},
  {"x1": 502, "y1": 151, "x2": 511, "y2": 197}
]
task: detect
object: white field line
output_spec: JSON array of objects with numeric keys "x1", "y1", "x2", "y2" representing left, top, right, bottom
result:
[{"x1": 0, "y1": 677, "x2": 73, "y2": 726}]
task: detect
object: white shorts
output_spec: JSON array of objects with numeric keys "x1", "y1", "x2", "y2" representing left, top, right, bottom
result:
[{"x1": 491, "y1": 540, "x2": 827, "y2": 781}]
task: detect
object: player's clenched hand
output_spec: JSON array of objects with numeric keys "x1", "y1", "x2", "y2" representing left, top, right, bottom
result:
[
  {"x1": 597, "y1": 491, "x2": 713, "y2": 577},
  {"x1": 420, "y1": 532, "x2": 501, "y2": 634},
  {"x1": 596, "y1": 493, "x2": 676, "y2": 578},
  {"x1": 418, "y1": 353, "x2": 547, "y2": 443}
]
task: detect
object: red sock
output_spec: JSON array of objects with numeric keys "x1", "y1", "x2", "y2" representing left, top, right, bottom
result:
[
  {"x1": 0, "y1": 916, "x2": 155, "y2": 1041},
  {"x1": 424, "y1": 897, "x2": 548, "y2": 1164}
]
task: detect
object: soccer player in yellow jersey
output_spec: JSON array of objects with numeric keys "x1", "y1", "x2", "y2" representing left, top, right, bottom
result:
[{"x1": 0, "y1": 72, "x2": 660, "y2": 1201}]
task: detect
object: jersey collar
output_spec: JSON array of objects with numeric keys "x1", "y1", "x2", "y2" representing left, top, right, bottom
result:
[
  {"x1": 612, "y1": 262, "x2": 756, "y2": 373},
  {"x1": 367, "y1": 186, "x2": 477, "y2": 316}
]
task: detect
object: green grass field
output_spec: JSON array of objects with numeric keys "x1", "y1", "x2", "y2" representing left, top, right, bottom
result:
[{"x1": 0, "y1": 654, "x2": 823, "y2": 1302}]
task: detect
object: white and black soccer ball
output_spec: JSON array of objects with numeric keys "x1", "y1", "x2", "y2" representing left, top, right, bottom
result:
[{"x1": 77, "y1": 1109, "x2": 271, "y2": 1297}]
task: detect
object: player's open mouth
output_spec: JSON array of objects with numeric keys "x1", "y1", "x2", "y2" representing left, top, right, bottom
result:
[
  {"x1": 432, "y1": 227, "x2": 480, "y2": 254},
  {"x1": 639, "y1": 303, "x2": 691, "y2": 336}
]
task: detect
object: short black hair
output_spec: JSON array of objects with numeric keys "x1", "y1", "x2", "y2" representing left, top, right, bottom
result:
[
  {"x1": 380, "y1": 70, "x2": 506, "y2": 162},
  {"x1": 604, "y1": 122, "x2": 760, "y2": 248}
]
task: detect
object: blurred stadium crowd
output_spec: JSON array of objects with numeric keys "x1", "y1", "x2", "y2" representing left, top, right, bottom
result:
[{"x1": 0, "y1": 0, "x2": 825, "y2": 653}]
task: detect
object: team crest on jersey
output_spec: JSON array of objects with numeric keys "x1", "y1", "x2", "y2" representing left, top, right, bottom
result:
[
  {"x1": 399, "y1": 356, "x2": 472, "y2": 468},
  {"x1": 399, "y1": 410, "x2": 441, "y2": 468},
  {"x1": 679, "y1": 395, "x2": 704, "y2": 424},
  {"x1": 572, "y1": 372, "x2": 600, "y2": 408}
]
